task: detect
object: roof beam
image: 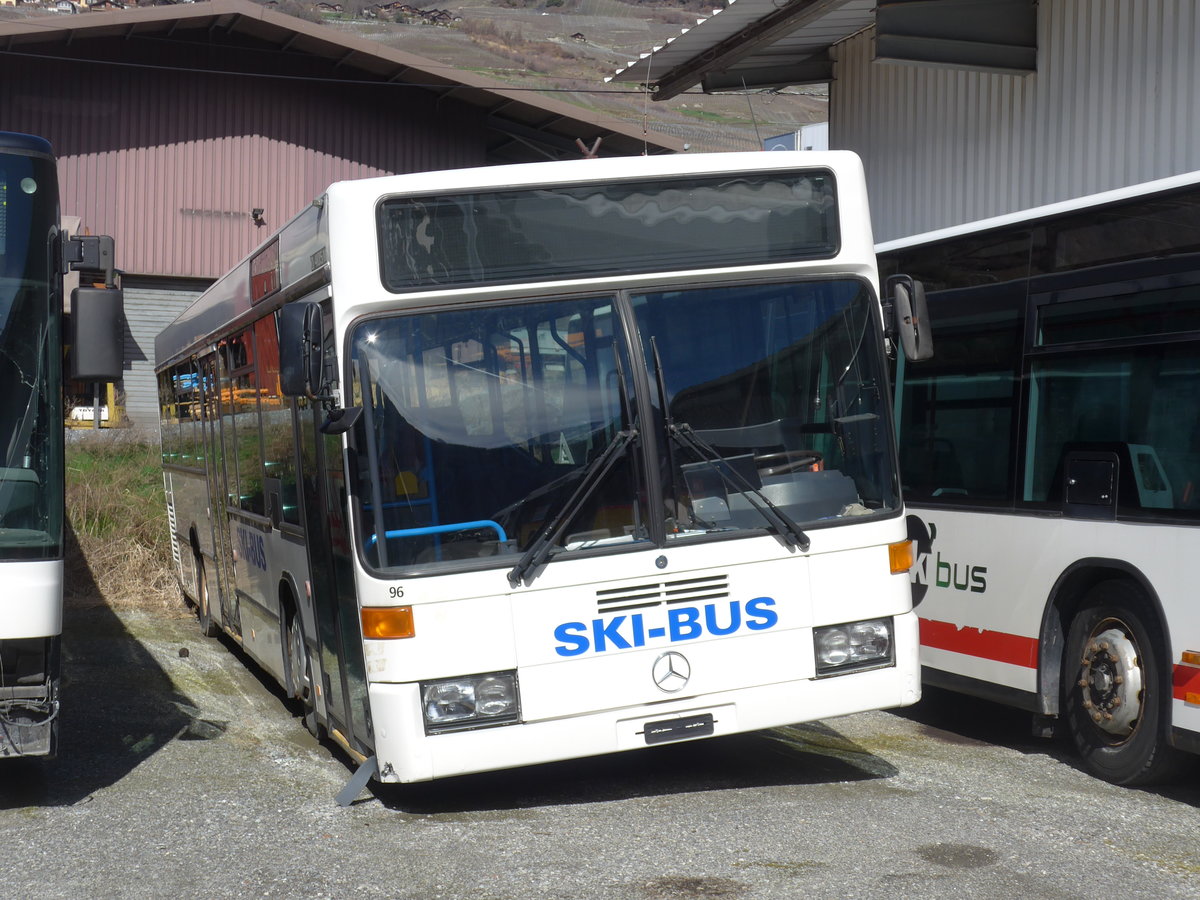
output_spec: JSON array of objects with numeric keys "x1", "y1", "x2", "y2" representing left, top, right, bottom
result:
[
  {"x1": 700, "y1": 55, "x2": 832, "y2": 92},
  {"x1": 651, "y1": 0, "x2": 847, "y2": 101}
]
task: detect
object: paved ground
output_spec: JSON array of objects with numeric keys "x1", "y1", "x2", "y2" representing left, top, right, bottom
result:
[{"x1": 2, "y1": 598, "x2": 1199, "y2": 899}]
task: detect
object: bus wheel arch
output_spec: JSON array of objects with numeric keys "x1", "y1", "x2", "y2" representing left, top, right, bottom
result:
[
  {"x1": 1040, "y1": 560, "x2": 1164, "y2": 717},
  {"x1": 279, "y1": 576, "x2": 319, "y2": 737},
  {"x1": 1049, "y1": 569, "x2": 1185, "y2": 785}
]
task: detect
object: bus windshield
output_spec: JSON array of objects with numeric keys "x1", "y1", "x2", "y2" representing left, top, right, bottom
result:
[
  {"x1": 0, "y1": 151, "x2": 61, "y2": 560},
  {"x1": 350, "y1": 278, "x2": 897, "y2": 574}
]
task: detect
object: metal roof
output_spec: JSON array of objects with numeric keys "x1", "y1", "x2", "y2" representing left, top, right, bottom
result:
[
  {"x1": 608, "y1": 0, "x2": 1037, "y2": 102},
  {"x1": 608, "y1": 0, "x2": 876, "y2": 100},
  {"x1": 0, "y1": 0, "x2": 682, "y2": 159}
]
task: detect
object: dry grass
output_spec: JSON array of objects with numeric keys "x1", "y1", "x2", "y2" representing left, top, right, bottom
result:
[
  {"x1": 64, "y1": 435, "x2": 185, "y2": 615},
  {"x1": 459, "y1": 19, "x2": 584, "y2": 75}
]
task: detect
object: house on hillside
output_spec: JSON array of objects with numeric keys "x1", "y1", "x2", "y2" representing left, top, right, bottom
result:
[
  {"x1": 0, "y1": 0, "x2": 680, "y2": 429},
  {"x1": 609, "y1": 0, "x2": 1200, "y2": 241}
]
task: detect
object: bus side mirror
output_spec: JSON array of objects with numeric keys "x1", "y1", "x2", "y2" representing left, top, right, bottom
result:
[
  {"x1": 70, "y1": 286, "x2": 124, "y2": 381},
  {"x1": 887, "y1": 275, "x2": 933, "y2": 361},
  {"x1": 279, "y1": 301, "x2": 326, "y2": 398}
]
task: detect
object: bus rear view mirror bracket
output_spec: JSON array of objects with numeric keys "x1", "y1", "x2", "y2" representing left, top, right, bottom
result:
[
  {"x1": 885, "y1": 275, "x2": 933, "y2": 361},
  {"x1": 280, "y1": 301, "x2": 332, "y2": 400},
  {"x1": 320, "y1": 406, "x2": 362, "y2": 435}
]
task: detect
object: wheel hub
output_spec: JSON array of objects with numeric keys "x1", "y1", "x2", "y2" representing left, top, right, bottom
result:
[
  {"x1": 289, "y1": 620, "x2": 311, "y2": 701},
  {"x1": 1078, "y1": 626, "x2": 1142, "y2": 737}
]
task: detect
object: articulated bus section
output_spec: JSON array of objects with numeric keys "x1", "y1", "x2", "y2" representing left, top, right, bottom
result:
[{"x1": 884, "y1": 171, "x2": 1200, "y2": 784}]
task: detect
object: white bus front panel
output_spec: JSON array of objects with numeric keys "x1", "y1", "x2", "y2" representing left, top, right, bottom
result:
[{"x1": 0, "y1": 560, "x2": 63, "y2": 639}]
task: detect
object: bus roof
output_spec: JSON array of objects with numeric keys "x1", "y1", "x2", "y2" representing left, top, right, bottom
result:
[
  {"x1": 323, "y1": 149, "x2": 864, "y2": 199},
  {"x1": 156, "y1": 151, "x2": 871, "y2": 371},
  {"x1": 0, "y1": 132, "x2": 53, "y2": 158},
  {"x1": 877, "y1": 169, "x2": 1200, "y2": 253}
]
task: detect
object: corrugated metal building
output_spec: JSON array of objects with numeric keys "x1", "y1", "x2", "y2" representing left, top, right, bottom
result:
[
  {"x1": 831, "y1": 0, "x2": 1200, "y2": 240},
  {"x1": 1, "y1": 0, "x2": 680, "y2": 427},
  {"x1": 609, "y1": 0, "x2": 1200, "y2": 241}
]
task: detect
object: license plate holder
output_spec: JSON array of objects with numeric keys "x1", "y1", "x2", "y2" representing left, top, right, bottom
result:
[{"x1": 642, "y1": 712, "x2": 715, "y2": 745}]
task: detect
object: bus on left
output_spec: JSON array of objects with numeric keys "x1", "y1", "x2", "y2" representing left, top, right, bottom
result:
[{"x1": 0, "y1": 132, "x2": 124, "y2": 759}]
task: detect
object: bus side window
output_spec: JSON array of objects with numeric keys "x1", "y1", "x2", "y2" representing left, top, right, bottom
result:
[{"x1": 895, "y1": 286, "x2": 1023, "y2": 505}]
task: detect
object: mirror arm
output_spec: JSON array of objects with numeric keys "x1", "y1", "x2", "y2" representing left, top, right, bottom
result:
[{"x1": 320, "y1": 405, "x2": 362, "y2": 435}]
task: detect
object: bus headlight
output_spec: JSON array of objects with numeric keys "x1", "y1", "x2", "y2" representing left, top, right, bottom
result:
[
  {"x1": 814, "y1": 618, "x2": 893, "y2": 676},
  {"x1": 421, "y1": 671, "x2": 519, "y2": 733}
]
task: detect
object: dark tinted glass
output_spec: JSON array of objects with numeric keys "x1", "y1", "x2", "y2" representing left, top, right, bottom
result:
[
  {"x1": 378, "y1": 172, "x2": 838, "y2": 291},
  {"x1": 1030, "y1": 190, "x2": 1200, "y2": 276},
  {"x1": 1037, "y1": 278, "x2": 1200, "y2": 345},
  {"x1": 1026, "y1": 344, "x2": 1200, "y2": 516},
  {"x1": 0, "y1": 151, "x2": 62, "y2": 560}
]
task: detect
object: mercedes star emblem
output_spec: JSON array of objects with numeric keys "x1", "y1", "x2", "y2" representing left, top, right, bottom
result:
[{"x1": 652, "y1": 651, "x2": 691, "y2": 693}]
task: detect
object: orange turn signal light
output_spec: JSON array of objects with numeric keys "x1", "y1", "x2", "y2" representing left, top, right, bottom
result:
[
  {"x1": 1182, "y1": 650, "x2": 1200, "y2": 666},
  {"x1": 362, "y1": 606, "x2": 415, "y2": 640},
  {"x1": 889, "y1": 540, "x2": 915, "y2": 574}
]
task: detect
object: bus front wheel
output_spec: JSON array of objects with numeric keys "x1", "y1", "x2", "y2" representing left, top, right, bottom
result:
[{"x1": 1063, "y1": 582, "x2": 1184, "y2": 785}]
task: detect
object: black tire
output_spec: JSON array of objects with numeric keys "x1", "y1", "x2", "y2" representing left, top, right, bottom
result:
[
  {"x1": 193, "y1": 552, "x2": 219, "y2": 638},
  {"x1": 1062, "y1": 581, "x2": 1186, "y2": 785},
  {"x1": 284, "y1": 607, "x2": 319, "y2": 737}
]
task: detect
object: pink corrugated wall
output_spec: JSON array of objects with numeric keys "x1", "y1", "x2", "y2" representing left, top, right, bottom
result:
[{"x1": 3, "y1": 52, "x2": 485, "y2": 278}]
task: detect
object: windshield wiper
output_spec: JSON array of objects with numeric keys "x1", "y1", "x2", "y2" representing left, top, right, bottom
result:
[
  {"x1": 668, "y1": 422, "x2": 811, "y2": 552},
  {"x1": 648, "y1": 336, "x2": 809, "y2": 551},
  {"x1": 507, "y1": 427, "x2": 638, "y2": 587}
]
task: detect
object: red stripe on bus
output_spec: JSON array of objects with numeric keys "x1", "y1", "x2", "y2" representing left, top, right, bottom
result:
[
  {"x1": 919, "y1": 617, "x2": 1039, "y2": 669},
  {"x1": 1172, "y1": 664, "x2": 1200, "y2": 703}
]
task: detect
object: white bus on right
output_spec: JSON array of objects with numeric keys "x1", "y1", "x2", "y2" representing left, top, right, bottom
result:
[{"x1": 879, "y1": 171, "x2": 1200, "y2": 785}]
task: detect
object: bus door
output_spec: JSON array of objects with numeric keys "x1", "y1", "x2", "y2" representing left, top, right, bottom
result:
[
  {"x1": 296, "y1": 392, "x2": 371, "y2": 755},
  {"x1": 207, "y1": 346, "x2": 241, "y2": 635}
]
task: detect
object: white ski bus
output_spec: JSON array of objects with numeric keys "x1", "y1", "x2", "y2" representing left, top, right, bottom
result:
[
  {"x1": 881, "y1": 172, "x2": 1200, "y2": 784},
  {"x1": 156, "y1": 151, "x2": 928, "y2": 799},
  {"x1": 0, "y1": 132, "x2": 123, "y2": 758}
]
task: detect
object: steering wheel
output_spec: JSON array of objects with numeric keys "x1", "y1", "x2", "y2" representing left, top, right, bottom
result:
[{"x1": 755, "y1": 450, "x2": 823, "y2": 476}]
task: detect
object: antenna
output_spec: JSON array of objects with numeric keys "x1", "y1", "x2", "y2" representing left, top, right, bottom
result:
[
  {"x1": 642, "y1": 48, "x2": 655, "y2": 156},
  {"x1": 741, "y1": 78, "x2": 763, "y2": 148}
]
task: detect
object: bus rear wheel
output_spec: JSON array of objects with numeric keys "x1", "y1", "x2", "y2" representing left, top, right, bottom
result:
[
  {"x1": 1063, "y1": 582, "x2": 1184, "y2": 785},
  {"x1": 285, "y1": 609, "x2": 319, "y2": 737},
  {"x1": 193, "y1": 552, "x2": 219, "y2": 638}
]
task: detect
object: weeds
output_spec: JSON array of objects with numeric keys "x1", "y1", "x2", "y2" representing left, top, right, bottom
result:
[{"x1": 65, "y1": 435, "x2": 182, "y2": 614}]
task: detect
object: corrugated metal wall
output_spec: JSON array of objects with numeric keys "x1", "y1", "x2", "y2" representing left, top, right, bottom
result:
[
  {"x1": 121, "y1": 278, "x2": 210, "y2": 429},
  {"x1": 831, "y1": 0, "x2": 1200, "y2": 241},
  {"x1": 2, "y1": 52, "x2": 483, "y2": 279},
  {"x1": 4, "y1": 41, "x2": 485, "y2": 429}
]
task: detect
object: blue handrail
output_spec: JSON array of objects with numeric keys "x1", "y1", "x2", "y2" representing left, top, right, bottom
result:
[{"x1": 366, "y1": 520, "x2": 508, "y2": 549}]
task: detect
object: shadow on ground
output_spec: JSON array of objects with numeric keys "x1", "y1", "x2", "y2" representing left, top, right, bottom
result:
[
  {"x1": 894, "y1": 685, "x2": 1052, "y2": 754},
  {"x1": 372, "y1": 719, "x2": 898, "y2": 814},
  {"x1": 896, "y1": 685, "x2": 1200, "y2": 804},
  {"x1": 0, "y1": 523, "x2": 208, "y2": 809}
]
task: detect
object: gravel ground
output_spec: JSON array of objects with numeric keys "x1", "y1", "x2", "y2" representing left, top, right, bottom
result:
[{"x1": 2, "y1": 600, "x2": 1198, "y2": 899}]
